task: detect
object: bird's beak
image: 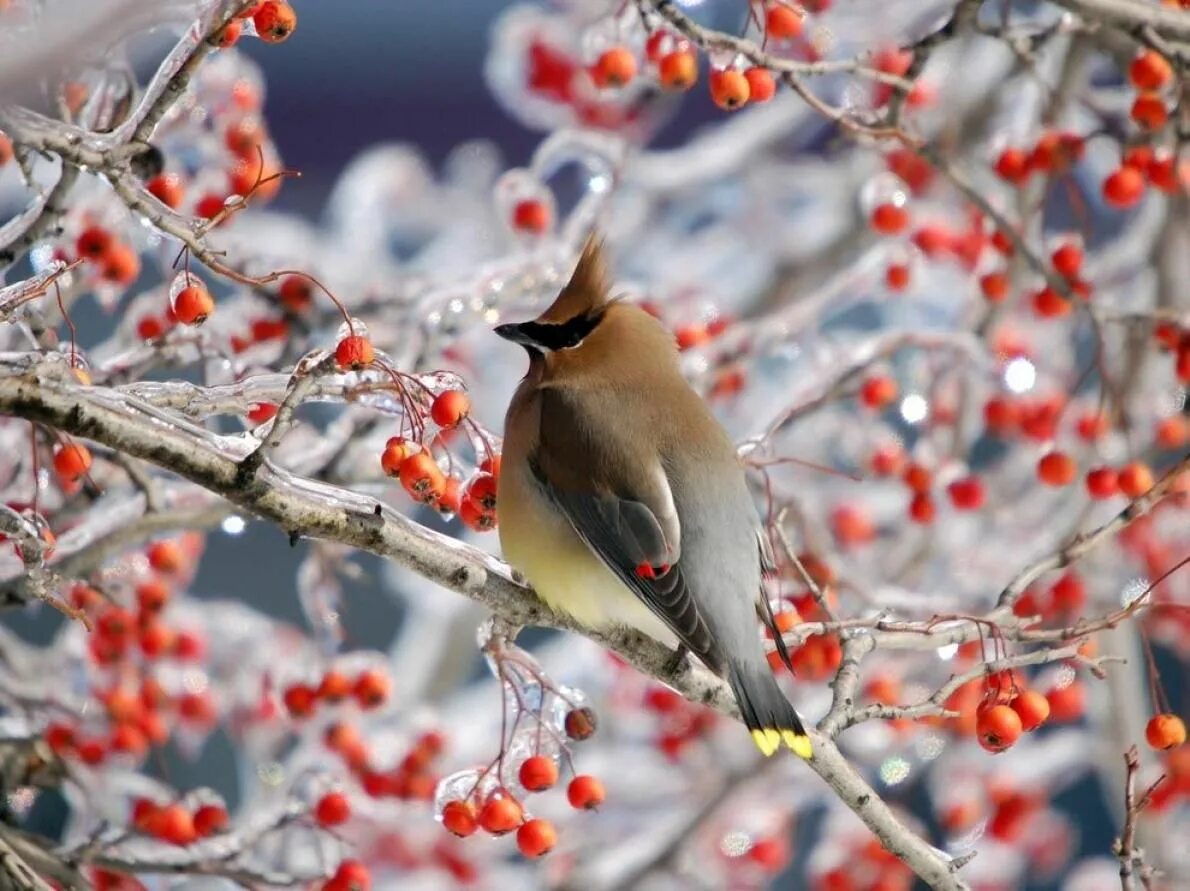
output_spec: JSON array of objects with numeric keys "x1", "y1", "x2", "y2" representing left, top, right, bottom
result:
[{"x1": 494, "y1": 322, "x2": 534, "y2": 346}]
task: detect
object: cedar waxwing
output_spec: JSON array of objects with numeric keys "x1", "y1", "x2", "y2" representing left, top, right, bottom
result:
[{"x1": 495, "y1": 237, "x2": 811, "y2": 759}]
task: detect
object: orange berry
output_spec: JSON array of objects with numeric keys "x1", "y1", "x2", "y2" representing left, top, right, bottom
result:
[
  {"x1": 334, "y1": 335, "x2": 374, "y2": 371},
  {"x1": 317, "y1": 670, "x2": 353, "y2": 703},
  {"x1": 352, "y1": 669, "x2": 390, "y2": 709},
  {"x1": 1129, "y1": 50, "x2": 1172, "y2": 91},
  {"x1": 1155, "y1": 415, "x2": 1187, "y2": 448},
  {"x1": 151, "y1": 804, "x2": 197, "y2": 845},
  {"x1": 518, "y1": 755, "x2": 558, "y2": 792},
  {"x1": 743, "y1": 67, "x2": 777, "y2": 103},
  {"x1": 214, "y1": 19, "x2": 242, "y2": 48},
  {"x1": 147, "y1": 174, "x2": 184, "y2": 209},
  {"x1": 592, "y1": 47, "x2": 636, "y2": 88},
  {"x1": 869, "y1": 202, "x2": 909, "y2": 235},
  {"x1": 658, "y1": 51, "x2": 697, "y2": 90},
  {"x1": 512, "y1": 198, "x2": 550, "y2": 233},
  {"x1": 441, "y1": 800, "x2": 478, "y2": 837},
  {"x1": 136, "y1": 578, "x2": 170, "y2": 613},
  {"x1": 1031, "y1": 286, "x2": 1069, "y2": 318},
  {"x1": 980, "y1": 268, "x2": 1009, "y2": 300},
  {"x1": 516, "y1": 818, "x2": 557, "y2": 858},
  {"x1": 314, "y1": 791, "x2": 351, "y2": 827},
  {"x1": 765, "y1": 4, "x2": 803, "y2": 39},
  {"x1": 253, "y1": 1, "x2": 296, "y2": 43},
  {"x1": 1103, "y1": 166, "x2": 1145, "y2": 208},
  {"x1": 399, "y1": 452, "x2": 443, "y2": 502},
  {"x1": 976, "y1": 704, "x2": 1022, "y2": 752},
  {"x1": 173, "y1": 284, "x2": 214, "y2": 325},
  {"x1": 225, "y1": 118, "x2": 265, "y2": 158},
  {"x1": 100, "y1": 243, "x2": 140, "y2": 285},
  {"x1": 380, "y1": 437, "x2": 414, "y2": 477},
  {"x1": 52, "y1": 443, "x2": 92, "y2": 482},
  {"x1": 1117, "y1": 461, "x2": 1154, "y2": 498},
  {"x1": 566, "y1": 774, "x2": 605, "y2": 810},
  {"x1": 709, "y1": 69, "x2": 750, "y2": 109},
  {"x1": 430, "y1": 390, "x2": 470, "y2": 428},
  {"x1": 1145, "y1": 713, "x2": 1186, "y2": 750},
  {"x1": 984, "y1": 396, "x2": 1019, "y2": 433},
  {"x1": 902, "y1": 462, "x2": 931, "y2": 493},
  {"x1": 1010, "y1": 689, "x2": 1050, "y2": 731},
  {"x1": 1037, "y1": 451, "x2": 1076, "y2": 486},
  {"x1": 478, "y1": 795, "x2": 523, "y2": 835},
  {"x1": 1085, "y1": 467, "x2": 1119, "y2": 499}
]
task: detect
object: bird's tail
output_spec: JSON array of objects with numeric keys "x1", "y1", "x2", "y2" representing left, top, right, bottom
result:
[{"x1": 727, "y1": 660, "x2": 812, "y2": 759}]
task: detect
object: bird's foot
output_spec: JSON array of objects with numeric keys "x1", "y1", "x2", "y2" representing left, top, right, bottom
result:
[{"x1": 663, "y1": 643, "x2": 688, "y2": 678}]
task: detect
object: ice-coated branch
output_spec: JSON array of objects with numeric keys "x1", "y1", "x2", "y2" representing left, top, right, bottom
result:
[
  {"x1": 0, "y1": 358, "x2": 971, "y2": 889},
  {"x1": 1115, "y1": 746, "x2": 1163, "y2": 891}
]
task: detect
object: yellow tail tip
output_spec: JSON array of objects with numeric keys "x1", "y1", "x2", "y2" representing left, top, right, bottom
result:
[
  {"x1": 783, "y1": 730, "x2": 813, "y2": 759},
  {"x1": 750, "y1": 728, "x2": 782, "y2": 757}
]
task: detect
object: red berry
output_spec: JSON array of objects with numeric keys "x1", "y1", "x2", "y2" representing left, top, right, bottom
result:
[
  {"x1": 352, "y1": 669, "x2": 391, "y2": 709},
  {"x1": 564, "y1": 706, "x2": 597, "y2": 740},
  {"x1": 1129, "y1": 50, "x2": 1172, "y2": 91},
  {"x1": 379, "y1": 437, "x2": 413, "y2": 477},
  {"x1": 430, "y1": 390, "x2": 470, "y2": 428},
  {"x1": 76, "y1": 225, "x2": 112, "y2": 259},
  {"x1": 136, "y1": 578, "x2": 170, "y2": 613},
  {"x1": 193, "y1": 803, "x2": 229, "y2": 837},
  {"x1": 1131, "y1": 93, "x2": 1168, "y2": 130},
  {"x1": 1011, "y1": 690, "x2": 1050, "y2": 732},
  {"x1": 253, "y1": 1, "x2": 296, "y2": 43},
  {"x1": 512, "y1": 199, "x2": 550, "y2": 234},
  {"x1": 1050, "y1": 242, "x2": 1082, "y2": 278},
  {"x1": 195, "y1": 193, "x2": 226, "y2": 219},
  {"x1": 743, "y1": 67, "x2": 776, "y2": 103},
  {"x1": 314, "y1": 791, "x2": 351, "y2": 827},
  {"x1": 1037, "y1": 451, "x2": 1076, "y2": 486},
  {"x1": 1046, "y1": 681, "x2": 1085, "y2": 722},
  {"x1": 1103, "y1": 166, "x2": 1145, "y2": 208},
  {"x1": 177, "y1": 690, "x2": 217, "y2": 725},
  {"x1": 884, "y1": 262, "x2": 910, "y2": 291},
  {"x1": 52, "y1": 443, "x2": 92, "y2": 482},
  {"x1": 566, "y1": 775, "x2": 605, "y2": 810},
  {"x1": 100, "y1": 243, "x2": 140, "y2": 285},
  {"x1": 1085, "y1": 467, "x2": 1119, "y2": 499},
  {"x1": 214, "y1": 19, "x2": 242, "y2": 47},
  {"x1": 399, "y1": 453, "x2": 445, "y2": 503},
  {"x1": 324, "y1": 860, "x2": 370, "y2": 891},
  {"x1": 247, "y1": 402, "x2": 278, "y2": 424},
  {"x1": 516, "y1": 818, "x2": 557, "y2": 858},
  {"x1": 976, "y1": 704, "x2": 1022, "y2": 752},
  {"x1": 908, "y1": 493, "x2": 935, "y2": 524},
  {"x1": 147, "y1": 539, "x2": 184, "y2": 574},
  {"x1": 870, "y1": 202, "x2": 909, "y2": 235},
  {"x1": 441, "y1": 800, "x2": 478, "y2": 837},
  {"x1": 278, "y1": 274, "x2": 313, "y2": 312},
  {"x1": 859, "y1": 375, "x2": 898, "y2": 409},
  {"x1": 709, "y1": 69, "x2": 750, "y2": 110},
  {"x1": 478, "y1": 795, "x2": 523, "y2": 835},
  {"x1": 1145, "y1": 714, "x2": 1186, "y2": 751},
  {"x1": 147, "y1": 174, "x2": 184, "y2": 209},
  {"x1": 334, "y1": 335, "x2": 374, "y2": 371},
  {"x1": 518, "y1": 755, "x2": 559, "y2": 792},
  {"x1": 283, "y1": 683, "x2": 317, "y2": 718},
  {"x1": 592, "y1": 47, "x2": 636, "y2": 88},
  {"x1": 946, "y1": 476, "x2": 984, "y2": 510},
  {"x1": 1050, "y1": 571, "x2": 1085, "y2": 612},
  {"x1": 994, "y1": 148, "x2": 1030, "y2": 184}
]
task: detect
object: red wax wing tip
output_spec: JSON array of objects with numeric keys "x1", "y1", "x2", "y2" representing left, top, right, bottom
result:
[{"x1": 634, "y1": 563, "x2": 656, "y2": 579}]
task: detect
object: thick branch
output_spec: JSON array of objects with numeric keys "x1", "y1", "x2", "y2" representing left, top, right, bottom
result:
[{"x1": 0, "y1": 361, "x2": 967, "y2": 890}]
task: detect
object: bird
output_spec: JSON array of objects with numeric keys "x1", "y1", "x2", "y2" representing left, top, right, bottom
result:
[{"x1": 495, "y1": 236, "x2": 811, "y2": 759}]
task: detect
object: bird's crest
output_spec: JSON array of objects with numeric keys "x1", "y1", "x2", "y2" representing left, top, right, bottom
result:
[{"x1": 537, "y1": 235, "x2": 609, "y2": 324}]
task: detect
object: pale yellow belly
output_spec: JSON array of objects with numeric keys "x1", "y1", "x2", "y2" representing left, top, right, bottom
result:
[{"x1": 499, "y1": 478, "x2": 676, "y2": 647}]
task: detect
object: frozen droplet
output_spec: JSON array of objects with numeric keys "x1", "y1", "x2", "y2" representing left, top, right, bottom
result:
[
  {"x1": 168, "y1": 270, "x2": 203, "y2": 307},
  {"x1": 859, "y1": 172, "x2": 910, "y2": 215},
  {"x1": 433, "y1": 767, "x2": 496, "y2": 816},
  {"x1": 335, "y1": 318, "x2": 369, "y2": 341}
]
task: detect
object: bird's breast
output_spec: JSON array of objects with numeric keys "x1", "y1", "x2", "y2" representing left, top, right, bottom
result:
[{"x1": 498, "y1": 461, "x2": 675, "y2": 646}]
